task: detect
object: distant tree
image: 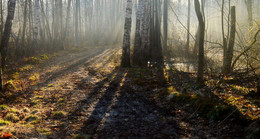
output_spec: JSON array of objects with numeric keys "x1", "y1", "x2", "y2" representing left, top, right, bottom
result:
[
  {"x1": 33, "y1": 0, "x2": 40, "y2": 48},
  {"x1": 121, "y1": 0, "x2": 133, "y2": 67},
  {"x1": 75, "y1": 0, "x2": 80, "y2": 47},
  {"x1": 185, "y1": 0, "x2": 190, "y2": 54},
  {"x1": 0, "y1": 0, "x2": 17, "y2": 90}
]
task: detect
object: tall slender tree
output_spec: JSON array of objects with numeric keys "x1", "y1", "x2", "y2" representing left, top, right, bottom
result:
[
  {"x1": 121, "y1": 0, "x2": 133, "y2": 67},
  {"x1": 33, "y1": 0, "x2": 40, "y2": 47},
  {"x1": 194, "y1": 0, "x2": 205, "y2": 83},
  {"x1": 163, "y1": 0, "x2": 168, "y2": 56},
  {"x1": 0, "y1": 0, "x2": 17, "y2": 90}
]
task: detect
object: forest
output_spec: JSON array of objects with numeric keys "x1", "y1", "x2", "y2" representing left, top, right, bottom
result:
[{"x1": 0, "y1": 0, "x2": 259, "y2": 138}]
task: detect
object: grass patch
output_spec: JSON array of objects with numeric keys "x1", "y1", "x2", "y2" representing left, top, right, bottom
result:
[
  {"x1": 36, "y1": 127, "x2": 53, "y2": 136},
  {"x1": 0, "y1": 120, "x2": 10, "y2": 126},
  {"x1": 52, "y1": 111, "x2": 66, "y2": 119},
  {"x1": 25, "y1": 115, "x2": 38, "y2": 122},
  {"x1": 0, "y1": 105, "x2": 9, "y2": 110},
  {"x1": 19, "y1": 65, "x2": 33, "y2": 71},
  {"x1": 29, "y1": 73, "x2": 40, "y2": 82},
  {"x1": 40, "y1": 54, "x2": 49, "y2": 60},
  {"x1": 5, "y1": 113, "x2": 20, "y2": 123},
  {"x1": 73, "y1": 134, "x2": 88, "y2": 139},
  {"x1": 4, "y1": 80, "x2": 17, "y2": 91}
]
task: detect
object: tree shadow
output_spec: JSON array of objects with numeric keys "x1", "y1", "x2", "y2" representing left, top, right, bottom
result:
[
  {"x1": 1, "y1": 48, "x2": 111, "y2": 104},
  {"x1": 66, "y1": 67, "x2": 179, "y2": 138}
]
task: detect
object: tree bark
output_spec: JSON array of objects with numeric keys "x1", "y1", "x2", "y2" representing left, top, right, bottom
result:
[
  {"x1": 163, "y1": 0, "x2": 168, "y2": 56},
  {"x1": 140, "y1": 0, "x2": 150, "y2": 66},
  {"x1": 33, "y1": 0, "x2": 40, "y2": 47},
  {"x1": 121, "y1": 0, "x2": 133, "y2": 67},
  {"x1": 75, "y1": 0, "x2": 80, "y2": 47},
  {"x1": 186, "y1": 0, "x2": 190, "y2": 54},
  {"x1": 133, "y1": 0, "x2": 143, "y2": 66},
  {"x1": 0, "y1": 0, "x2": 17, "y2": 90},
  {"x1": 223, "y1": 6, "x2": 236, "y2": 74},
  {"x1": 194, "y1": 0, "x2": 205, "y2": 83}
]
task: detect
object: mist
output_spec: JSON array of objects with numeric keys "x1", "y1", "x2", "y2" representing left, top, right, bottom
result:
[{"x1": 0, "y1": 0, "x2": 259, "y2": 138}]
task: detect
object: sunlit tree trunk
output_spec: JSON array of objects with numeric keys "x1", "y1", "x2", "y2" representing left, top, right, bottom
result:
[
  {"x1": 163, "y1": 0, "x2": 168, "y2": 56},
  {"x1": 21, "y1": 0, "x2": 28, "y2": 56},
  {"x1": 194, "y1": 0, "x2": 205, "y2": 83},
  {"x1": 75, "y1": 0, "x2": 80, "y2": 47},
  {"x1": 185, "y1": 0, "x2": 190, "y2": 54},
  {"x1": 64, "y1": 0, "x2": 72, "y2": 47},
  {"x1": 223, "y1": 6, "x2": 236, "y2": 74},
  {"x1": 121, "y1": 0, "x2": 133, "y2": 67},
  {"x1": 0, "y1": 0, "x2": 17, "y2": 90},
  {"x1": 222, "y1": 0, "x2": 228, "y2": 73},
  {"x1": 245, "y1": 0, "x2": 253, "y2": 27},
  {"x1": 33, "y1": 0, "x2": 40, "y2": 47}
]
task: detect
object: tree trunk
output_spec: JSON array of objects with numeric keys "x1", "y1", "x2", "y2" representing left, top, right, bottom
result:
[
  {"x1": 133, "y1": 0, "x2": 143, "y2": 66},
  {"x1": 20, "y1": 0, "x2": 28, "y2": 56},
  {"x1": 246, "y1": 0, "x2": 253, "y2": 27},
  {"x1": 121, "y1": 0, "x2": 133, "y2": 67},
  {"x1": 194, "y1": 0, "x2": 205, "y2": 83},
  {"x1": 186, "y1": 0, "x2": 190, "y2": 54},
  {"x1": 0, "y1": 0, "x2": 17, "y2": 90},
  {"x1": 75, "y1": 0, "x2": 80, "y2": 47},
  {"x1": 223, "y1": 6, "x2": 236, "y2": 74},
  {"x1": 163, "y1": 0, "x2": 168, "y2": 56},
  {"x1": 140, "y1": 0, "x2": 150, "y2": 66},
  {"x1": 33, "y1": 0, "x2": 40, "y2": 47}
]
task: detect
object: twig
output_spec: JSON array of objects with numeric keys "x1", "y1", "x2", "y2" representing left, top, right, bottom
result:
[
  {"x1": 217, "y1": 108, "x2": 237, "y2": 126},
  {"x1": 188, "y1": 104, "x2": 201, "y2": 119}
]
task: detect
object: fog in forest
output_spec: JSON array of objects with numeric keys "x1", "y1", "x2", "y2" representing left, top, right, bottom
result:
[{"x1": 0, "y1": 0, "x2": 259, "y2": 138}]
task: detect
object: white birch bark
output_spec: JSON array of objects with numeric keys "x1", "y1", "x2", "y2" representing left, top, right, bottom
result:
[
  {"x1": 121, "y1": 0, "x2": 133, "y2": 67},
  {"x1": 33, "y1": 0, "x2": 40, "y2": 45}
]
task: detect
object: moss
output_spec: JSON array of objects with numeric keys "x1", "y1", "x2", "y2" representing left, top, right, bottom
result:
[
  {"x1": 30, "y1": 100, "x2": 39, "y2": 106},
  {"x1": 40, "y1": 54, "x2": 49, "y2": 60},
  {"x1": 36, "y1": 127, "x2": 53, "y2": 136},
  {"x1": 4, "y1": 80, "x2": 17, "y2": 90},
  {"x1": 25, "y1": 115, "x2": 38, "y2": 122},
  {"x1": 0, "y1": 105, "x2": 9, "y2": 110},
  {"x1": 30, "y1": 120, "x2": 40, "y2": 124},
  {"x1": 27, "y1": 57, "x2": 41, "y2": 64},
  {"x1": 0, "y1": 120, "x2": 10, "y2": 126},
  {"x1": 10, "y1": 108, "x2": 18, "y2": 113},
  {"x1": 5, "y1": 113, "x2": 20, "y2": 123},
  {"x1": 52, "y1": 111, "x2": 66, "y2": 119},
  {"x1": 73, "y1": 134, "x2": 88, "y2": 139},
  {"x1": 58, "y1": 98, "x2": 65, "y2": 103},
  {"x1": 19, "y1": 65, "x2": 33, "y2": 71}
]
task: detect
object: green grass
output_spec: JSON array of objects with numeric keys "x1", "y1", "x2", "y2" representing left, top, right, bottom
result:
[
  {"x1": 25, "y1": 115, "x2": 38, "y2": 122},
  {"x1": 0, "y1": 119, "x2": 11, "y2": 126},
  {"x1": 52, "y1": 111, "x2": 66, "y2": 119},
  {"x1": 0, "y1": 105, "x2": 9, "y2": 110},
  {"x1": 5, "y1": 113, "x2": 20, "y2": 122}
]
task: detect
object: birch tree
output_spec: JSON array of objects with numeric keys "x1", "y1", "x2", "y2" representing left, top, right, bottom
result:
[
  {"x1": 133, "y1": 0, "x2": 143, "y2": 66},
  {"x1": 33, "y1": 0, "x2": 40, "y2": 47},
  {"x1": 121, "y1": 0, "x2": 133, "y2": 67}
]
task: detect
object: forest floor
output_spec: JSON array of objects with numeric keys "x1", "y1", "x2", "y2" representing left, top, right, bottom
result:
[{"x1": 0, "y1": 45, "x2": 259, "y2": 138}]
